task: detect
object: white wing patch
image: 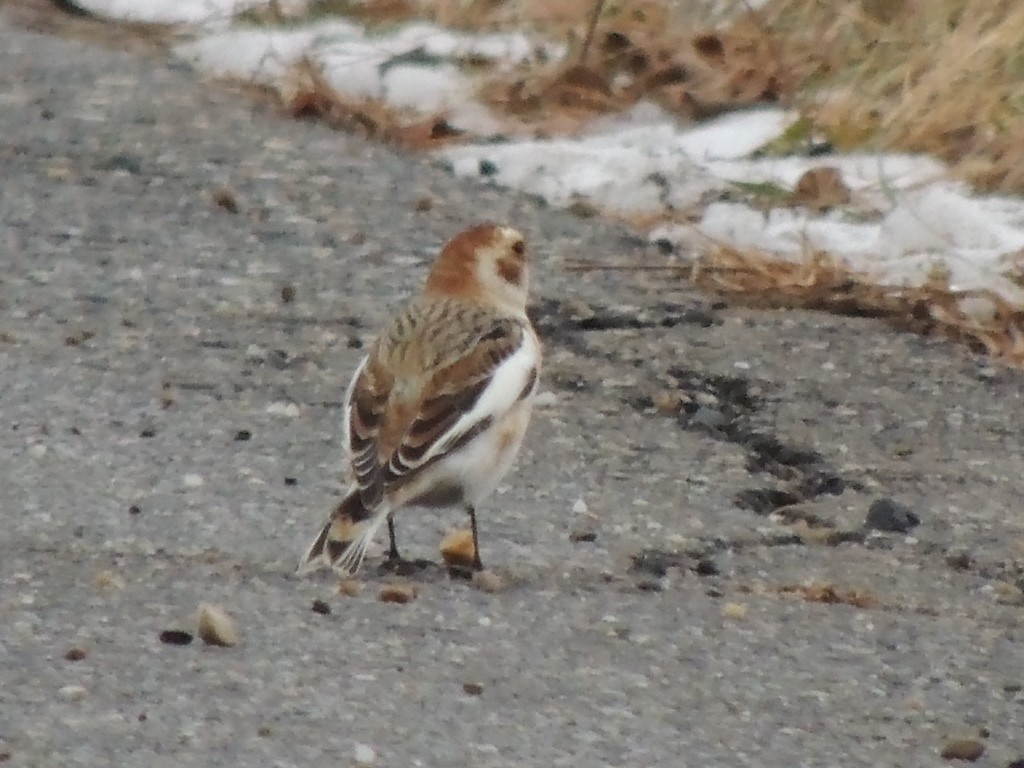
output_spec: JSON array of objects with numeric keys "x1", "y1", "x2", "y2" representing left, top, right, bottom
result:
[
  {"x1": 432, "y1": 329, "x2": 539, "y2": 459},
  {"x1": 342, "y1": 354, "x2": 369, "y2": 463}
]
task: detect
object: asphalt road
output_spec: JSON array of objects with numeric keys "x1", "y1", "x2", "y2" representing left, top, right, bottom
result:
[{"x1": 2, "y1": 10, "x2": 1023, "y2": 768}]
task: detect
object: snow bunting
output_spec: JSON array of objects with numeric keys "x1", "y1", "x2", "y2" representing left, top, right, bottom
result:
[{"x1": 298, "y1": 223, "x2": 541, "y2": 576}]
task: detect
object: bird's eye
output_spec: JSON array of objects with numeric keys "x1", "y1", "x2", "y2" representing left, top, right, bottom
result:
[{"x1": 512, "y1": 240, "x2": 526, "y2": 257}]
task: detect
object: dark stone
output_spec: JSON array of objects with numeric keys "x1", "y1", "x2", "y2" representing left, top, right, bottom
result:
[
  {"x1": 865, "y1": 498, "x2": 920, "y2": 533},
  {"x1": 311, "y1": 599, "x2": 331, "y2": 615},
  {"x1": 693, "y1": 558, "x2": 718, "y2": 577},
  {"x1": 689, "y1": 406, "x2": 727, "y2": 431},
  {"x1": 158, "y1": 630, "x2": 193, "y2": 646}
]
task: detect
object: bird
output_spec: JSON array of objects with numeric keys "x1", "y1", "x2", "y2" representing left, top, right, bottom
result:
[{"x1": 297, "y1": 223, "x2": 541, "y2": 576}]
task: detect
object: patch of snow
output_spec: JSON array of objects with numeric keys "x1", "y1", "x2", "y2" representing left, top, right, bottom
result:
[
  {"x1": 75, "y1": 0, "x2": 265, "y2": 25},
  {"x1": 671, "y1": 108, "x2": 796, "y2": 161},
  {"x1": 443, "y1": 126, "x2": 720, "y2": 214},
  {"x1": 174, "y1": 19, "x2": 554, "y2": 133},
  {"x1": 381, "y1": 64, "x2": 471, "y2": 112},
  {"x1": 176, "y1": 23, "x2": 362, "y2": 82},
  {"x1": 663, "y1": 184, "x2": 1024, "y2": 310}
]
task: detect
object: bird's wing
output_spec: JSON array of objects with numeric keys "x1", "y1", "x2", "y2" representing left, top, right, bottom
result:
[{"x1": 342, "y1": 300, "x2": 539, "y2": 511}]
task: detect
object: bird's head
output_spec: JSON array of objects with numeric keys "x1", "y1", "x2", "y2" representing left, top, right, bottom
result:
[{"x1": 425, "y1": 223, "x2": 531, "y2": 316}]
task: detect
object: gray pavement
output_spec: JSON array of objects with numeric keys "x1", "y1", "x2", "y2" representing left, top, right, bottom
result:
[{"x1": 1, "y1": 10, "x2": 1023, "y2": 767}]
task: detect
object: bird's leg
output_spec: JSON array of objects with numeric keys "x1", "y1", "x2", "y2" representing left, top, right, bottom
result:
[
  {"x1": 385, "y1": 514, "x2": 402, "y2": 563},
  {"x1": 467, "y1": 504, "x2": 484, "y2": 571}
]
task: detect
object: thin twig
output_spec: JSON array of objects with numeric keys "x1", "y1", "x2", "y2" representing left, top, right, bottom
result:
[
  {"x1": 578, "y1": 0, "x2": 607, "y2": 64},
  {"x1": 564, "y1": 262, "x2": 691, "y2": 272}
]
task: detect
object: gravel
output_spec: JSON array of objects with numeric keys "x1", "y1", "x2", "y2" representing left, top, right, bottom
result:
[{"x1": 2, "y1": 9, "x2": 1024, "y2": 768}]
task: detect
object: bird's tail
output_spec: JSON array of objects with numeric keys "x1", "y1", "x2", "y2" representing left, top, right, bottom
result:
[{"x1": 296, "y1": 490, "x2": 389, "y2": 576}]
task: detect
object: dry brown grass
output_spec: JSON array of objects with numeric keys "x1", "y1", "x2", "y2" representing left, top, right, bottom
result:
[
  {"x1": 755, "y1": 0, "x2": 1024, "y2": 195},
  {"x1": 691, "y1": 245, "x2": 1024, "y2": 366},
  {"x1": 476, "y1": 0, "x2": 793, "y2": 134},
  {"x1": 571, "y1": 240, "x2": 1024, "y2": 366}
]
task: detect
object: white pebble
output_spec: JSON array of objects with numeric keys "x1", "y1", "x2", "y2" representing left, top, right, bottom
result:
[
  {"x1": 571, "y1": 498, "x2": 588, "y2": 514},
  {"x1": 197, "y1": 603, "x2": 238, "y2": 647},
  {"x1": 58, "y1": 684, "x2": 86, "y2": 702},
  {"x1": 266, "y1": 401, "x2": 300, "y2": 418},
  {"x1": 183, "y1": 473, "x2": 204, "y2": 488},
  {"x1": 28, "y1": 444, "x2": 47, "y2": 458},
  {"x1": 354, "y1": 743, "x2": 376, "y2": 765},
  {"x1": 533, "y1": 390, "x2": 558, "y2": 408}
]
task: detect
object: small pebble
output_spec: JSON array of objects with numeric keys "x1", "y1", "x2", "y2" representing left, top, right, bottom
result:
[
  {"x1": 722, "y1": 602, "x2": 747, "y2": 620},
  {"x1": 338, "y1": 579, "x2": 361, "y2": 597},
  {"x1": 58, "y1": 684, "x2": 87, "y2": 702},
  {"x1": 183, "y1": 473, "x2": 204, "y2": 489},
  {"x1": 196, "y1": 604, "x2": 238, "y2": 647},
  {"x1": 234, "y1": 429, "x2": 252, "y2": 441},
  {"x1": 533, "y1": 391, "x2": 558, "y2": 408},
  {"x1": 462, "y1": 681, "x2": 484, "y2": 696},
  {"x1": 471, "y1": 570, "x2": 505, "y2": 594},
  {"x1": 211, "y1": 186, "x2": 239, "y2": 213},
  {"x1": 379, "y1": 583, "x2": 417, "y2": 604},
  {"x1": 940, "y1": 739, "x2": 985, "y2": 761},
  {"x1": 266, "y1": 401, "x2": 300, "y2": 418},
  {"x1": 946, "y1": 550, "x2": 973, "y2": 571},
  {"x1": 159, "y1": 629, "x2": 193, "y2": 646},
  {"x1": 571, "y1": 498, "x2": 588, "y2": 514},
  {"x1": 64, "y1": 647, "x2": 87, "y2": 662},
  {"x1": 569, "y1": 528, "x2": 597, "y2": 543},
  {"x1": 311, "y1": 599, "x2": 331, "y2": 615},
  {"x1": 993, "y1": 581, "x2": 1024, "y2": 606},
  {"x1": 94, "y1": 570, "x2": 123, "y2": 590},
  {"x1": 440, "y1": 529, "x2": 477, "y2": 569},
  {"x1": 694, "y1": 558, "x2": 719, "y2": 576},
  {"x1": 653, "y1": 390, "x2": 683, "y2": 414},
  {"x1": 353, "y1": 743, "x2": 376, "y2": 766},
  {"x1": 694, "y1": 391, "x2": 719, "y2": 407},
  {"x1": 280, "y1": 284, "x2": 296, "y2": 304},
  {"x1": 689, "y1": 406, "x2": 727, "y2": 430},
  {"x1": 865, "y1": 497, "x2": 920, "y2": 533},
  {"x1": 636, "y1": 578, "x2": 663, "y2": 592}
]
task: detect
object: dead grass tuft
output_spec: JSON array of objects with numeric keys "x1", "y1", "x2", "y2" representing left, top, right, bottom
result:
[
  {"x1": 693, "y1": 244, "x2": 1024, "y2": 366},
  {"x1": 755, "y1": 0, "x2": 1024, "y2": 194},
  {"x1": 479, "y1": 0, "x2": 793, "y2": 133}
]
